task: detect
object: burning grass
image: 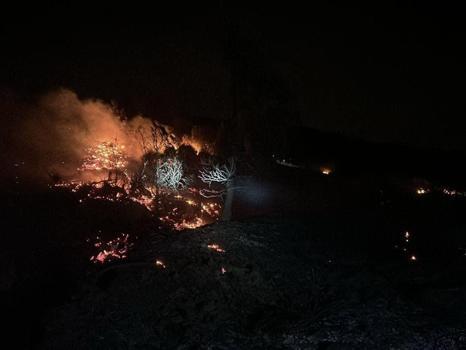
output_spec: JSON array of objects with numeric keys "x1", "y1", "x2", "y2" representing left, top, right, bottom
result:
[
  {"x1": 52, "y1": 123, "x2": 225, "y2": 231},
  {"x1": 207, "y1": 243, "x2": 226, "y2": 253},
  {"x1": 88, "y1": 233, "x2": 133, "y2": 264},
  {"x1": 52, "y1": 128, "x2": 229, "y2": 265},
  {"x1": 9, "y1": 89, "x2": 237, "y2": 264}
]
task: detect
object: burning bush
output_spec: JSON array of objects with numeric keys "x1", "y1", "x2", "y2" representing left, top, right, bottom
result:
[
  {"x1": 54, "y1": 129, "x2": 229, "y2": 234},
  {"x1": 6, "y1": 88, "x2": 245, "y2": 245}
]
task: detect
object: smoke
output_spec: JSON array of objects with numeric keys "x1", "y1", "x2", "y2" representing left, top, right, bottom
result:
[{"x1": 1, "y1": 88, "x2": 183, "y2": 186}]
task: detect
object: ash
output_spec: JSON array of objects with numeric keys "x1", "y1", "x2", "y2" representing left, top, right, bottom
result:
[{"x1": 41, "y1": 219, "x2": 466, "y2": 349}]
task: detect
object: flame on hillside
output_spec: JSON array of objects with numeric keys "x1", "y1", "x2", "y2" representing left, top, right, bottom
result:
[
  {"x1": 7, "y1": 89, "x2": 230, "y2": 263},
  {"x1": 7, "y1": 89, "x2": 212, "y2": 185},
  {"x1": 23, "y1": 89, "x2": 226, "y2": 235}
]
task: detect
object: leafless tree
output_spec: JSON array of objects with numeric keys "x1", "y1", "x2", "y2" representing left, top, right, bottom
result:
[{"x1": 198, "y1": 158, "x2": 236, "y2": 221}]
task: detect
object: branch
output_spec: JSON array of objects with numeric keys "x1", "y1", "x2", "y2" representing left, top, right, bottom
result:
[
  {"x1": 198, "y1": 158, "x2": 236, "y2": 186},
  {"x1": 199, "y1": 188, "x2": 227, "y2": 198}
]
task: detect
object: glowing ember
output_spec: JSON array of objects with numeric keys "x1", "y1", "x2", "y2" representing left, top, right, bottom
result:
[
  {"x1": 416, "y1": 188, "x2": 428, "y2": 195},
  {"x1": 155, "y1": 259, "x2": 167, "y2": 269},
  {"x1": 130, "y1": 194, "x2": 154, "y2": 210},
  {"x1": 89, "y1": 233, "x2": 133, "y2": 264},
  {"x1": 174, "y1": 217, "x2": 205, "y2": 231},
  {"x1": 201, "y1": 202, "x2": 221, "y2": 217},
  {"x1": 320, "y1": 167, "x2": 332, "y2": 175},
  {"x1": 396, "y1": 230, "x2": 419, "y2": 262},
  {"x1": 405, "y1": 231, "x2": 410, "y2": 243},
  {"x1": 79, "y1": 141, "x2": 128, "y2": 173},
  {"x1": 207, "y1": 244, "x2": 226, "y2": 253},
  {"x1": 156, "y1": 193, "x2": 221, "y2": 231}
]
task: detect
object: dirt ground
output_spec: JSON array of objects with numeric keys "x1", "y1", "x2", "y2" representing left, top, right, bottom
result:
[{"x1": 3, "y1": 166, "x2": 466, "y2": 349}]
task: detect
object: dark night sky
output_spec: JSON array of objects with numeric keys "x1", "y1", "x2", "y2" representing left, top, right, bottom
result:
[{"x1": 1, "y1": 3, "x2": 466, "y2": 151}]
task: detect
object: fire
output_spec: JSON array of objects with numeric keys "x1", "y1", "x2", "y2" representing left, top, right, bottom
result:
[
  {"x1": 320, "y1": 167, "x2": 332, "y2": 175},
  {"x1": 79, "y1": 141, "x2": 128, "y2": 172},
  {"x1": 130, "y1": 194, "x2": 154, "y2": 210},
  {"x1": 201, "y1": 202, "x2": 221, "y2": 217},
  {"x1": 42, "y1": 90, "x2": 228, "y2": 259},
  {"x1": 174, "y1": 217, "x2": 205, "y2": 231},
  {"x1": 155, "y1": 194, "x2": 221, "y2": 230},
  {"x1": 395, "y1": 230, "x2": 419, "y2": 263},
  {"x1": 207, "y1": 243, "x2": 226, "y2": 253},
  {"x1": 89, "y1": 233, "x2": 133, "y2": 264},
  {"x1": 155, "y1": 259, "x2": 167, "y2": 269},
  {"x1": 55, "y1": 136, "x2": 222, "y2": 232},
  {"x1": 416, "y1": 188, "x2": 428, "y2": 195},
  {"x1": 57, "y1": 180, "x2": 220, "y2": 233},
  {"x1": 11, "y1": 88, "x2": 230, "y2": 267},
  {"x1": 405, "y1": 231, "x2": 410, "y2": 243},
  {"x1": 180, "y1": 135, "x2": 203, "y2": 155}
]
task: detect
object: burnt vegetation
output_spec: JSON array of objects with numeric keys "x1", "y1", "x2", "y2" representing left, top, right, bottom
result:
[
  {"x1": 2, "y1": 5, "x2": 466, "y2": 349},
  {"x1": 3, "y1": 121, "x2": 466, "y2": 348}
]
